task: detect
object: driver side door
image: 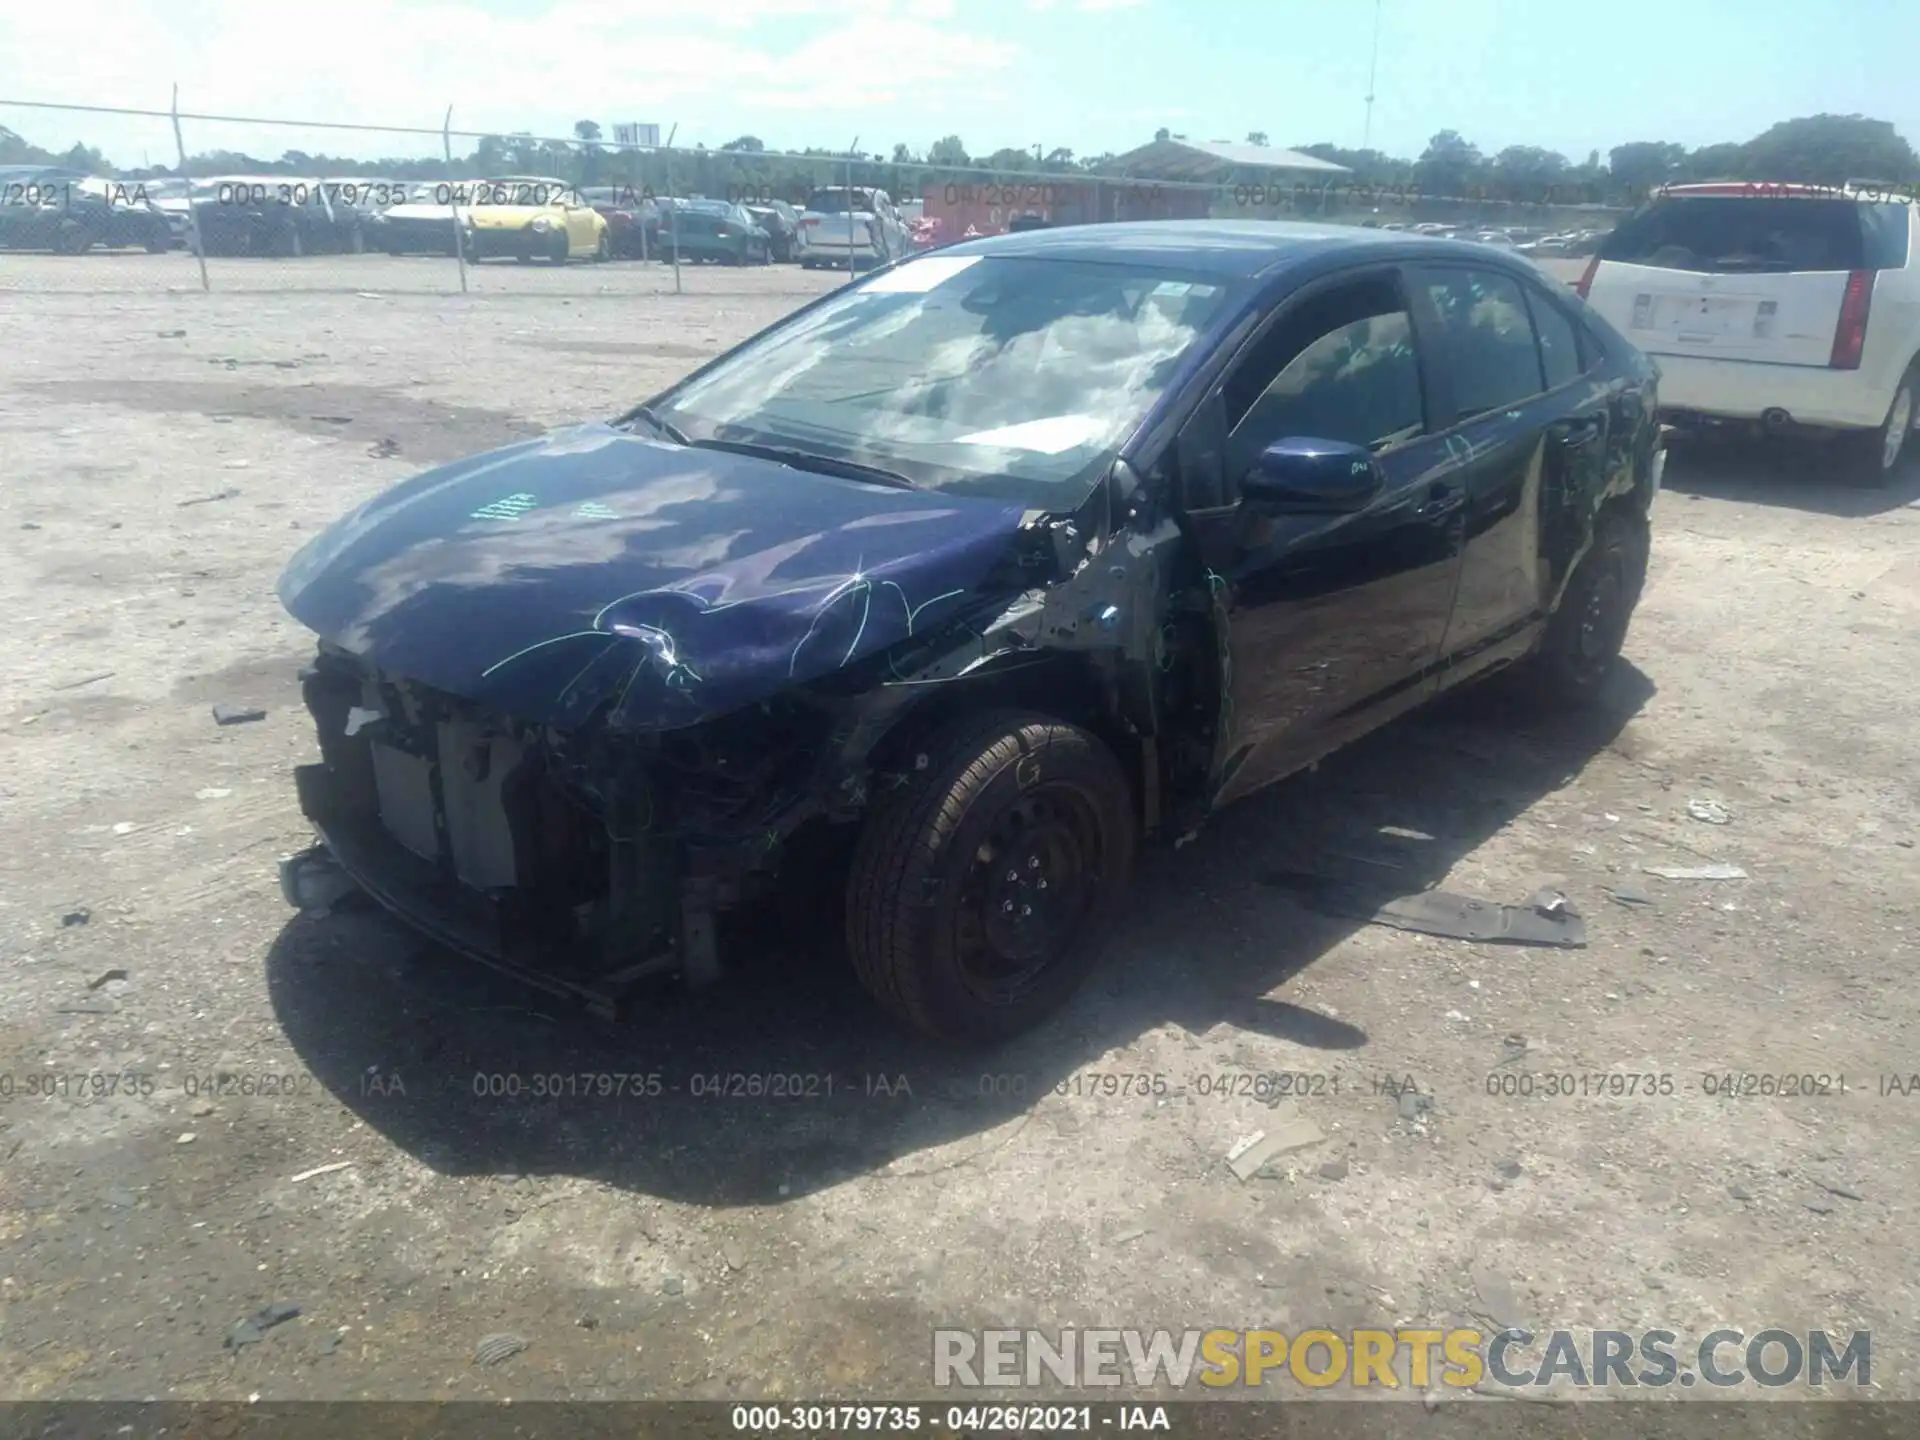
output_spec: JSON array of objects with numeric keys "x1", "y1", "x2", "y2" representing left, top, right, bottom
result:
[
  {"x1": 1178, "y1": 264, "x2": 1469, "y2": 806},
  {"x1": 562, "y1": 189, "x2": 597, "y2": 251}
]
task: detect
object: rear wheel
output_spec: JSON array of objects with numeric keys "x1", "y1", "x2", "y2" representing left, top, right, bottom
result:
[
  {"x1": 1515, "y1": 508, "x2": 1648, "y2": 707},
  {"x1": 1839, "y1": 367, "x2": 1918, "y2": 486},
  {"x1": 594, "y1": 231, "x2": 611, "y2": 262},
  {"x1": 846, "y1": 711, "x2": 1137, "y2": 1045}
]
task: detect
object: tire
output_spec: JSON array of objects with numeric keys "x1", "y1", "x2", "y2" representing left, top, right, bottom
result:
[
  {"x1": 845, "y1": 710, "x2": 1137, "y2": 1045},
  {"x1": 143, "y1": 230, "x2": 170, "y2": 254},
  {"x1": 270, "y1": 224, "x2": 304, "y2": 258},
  {"x1": 1838, "y1": 367, "x2": 1918, "y2": 486},
  {"x1": 53, "y1": 225, "x2": 94, "y2": 256},
  {"x1": 1516, "y1": 508, "x2": 1648, "y2": 706},
  {"x1": 594, "y1": 232, "x2": 611, "y2": 262},
  {"x1": 547, "y1": 230, "x2": 570, "y2": 264}
]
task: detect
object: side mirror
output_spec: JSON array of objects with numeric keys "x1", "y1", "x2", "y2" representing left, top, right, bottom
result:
[{"x1": 1241, "y1": 437, "x2": 1382, "y2": 514}]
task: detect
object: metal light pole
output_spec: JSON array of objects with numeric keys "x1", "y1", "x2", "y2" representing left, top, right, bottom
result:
[{"x1": 1363, "y1": 0, "x2": 1383, "y2": 152}]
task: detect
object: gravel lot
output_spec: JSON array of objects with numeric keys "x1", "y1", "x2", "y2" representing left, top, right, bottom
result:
[{"x1": 3, "y1": 250, "x2": 1918, "y2": 1407}]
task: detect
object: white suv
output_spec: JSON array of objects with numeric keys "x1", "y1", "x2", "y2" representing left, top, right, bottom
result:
[{"x1": 1578, "y1": 182, "x2": 1920, "y2": 483}]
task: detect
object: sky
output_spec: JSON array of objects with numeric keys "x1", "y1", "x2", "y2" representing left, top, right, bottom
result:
[{"x1": 0, "y1": 0, "x2": 1915, "y2": 172}]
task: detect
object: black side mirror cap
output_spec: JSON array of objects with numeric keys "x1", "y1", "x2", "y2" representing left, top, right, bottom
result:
[{"x1": 1241, "y1": 437, "x2": 1383, "y2": 514}]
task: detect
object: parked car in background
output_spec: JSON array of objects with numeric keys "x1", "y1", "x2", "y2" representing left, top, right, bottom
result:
[
  {"x1": 0, "y1": 168, "x2": 171, "y2": 253},
  {"x1": 583, "y1": 185, "x2": 651, "y2": 257},
  {"x1": 142, "y1": 178, "x2": 193, "y2": 248},
  {"x1": 363, "y1": 183, "x2": 464, "y2": 256},
  {"x1": 744, "y1": 200, "x2": 799, "y2": 261},
  {"x1": 276, "y1": 220, "x2": 1663, "y2": 1044},
  {"x1": 1579, "y1": 181, "x2": 1920, "y2": 482},
  {"x1": 654, "y1": 198, "x2": 770, "y2": 265},
  {"x1": 795, "y1": 186, "x2": 907, "y2": 269},
  {"x1": 191, "y1": 176, "x2": 365, "y2": 256},
  {"x1": 1472, "y1": 231, "x2": 1519, "y2": 250},
  {"x1": 460, "y1": 176, "x2": 610, "y2": 264}
]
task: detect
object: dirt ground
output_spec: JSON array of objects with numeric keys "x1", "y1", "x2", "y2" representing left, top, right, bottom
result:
[{"x1": 2, "y1": 250, "x2": 1918, "y2": 1407}]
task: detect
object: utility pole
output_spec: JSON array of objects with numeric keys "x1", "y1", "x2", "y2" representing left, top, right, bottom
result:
[{"x1": 1363, "y1": 0, "x2": 1383, "y2": 152}]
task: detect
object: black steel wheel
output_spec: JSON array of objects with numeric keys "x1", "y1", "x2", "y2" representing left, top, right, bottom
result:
[
  {"x1": 846, "y1": 710, "x2": 1136, "y2": 1044},
  {"x1": 1517, "y1": 508, "x2": 1648, "y2": 705}
]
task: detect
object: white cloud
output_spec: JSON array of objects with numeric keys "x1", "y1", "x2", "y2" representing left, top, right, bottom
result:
[{"x1": 0, "y1": 0, "x2": 1018, "y2": 163}]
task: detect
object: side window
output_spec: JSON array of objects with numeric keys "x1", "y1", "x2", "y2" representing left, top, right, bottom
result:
[
  {"x1": 1525, "y1": 286, "x2": 1583, "y2": 390},
  {"x1": 1422, "y1": 268, "x2": 1547, "y2": 421},
  {"x1": 1221, "y1": 275, "x2": 1426, "y2": 481}
]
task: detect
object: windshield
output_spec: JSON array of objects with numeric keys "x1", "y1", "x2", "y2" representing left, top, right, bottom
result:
[{"x1": 651, "y1": 254, "x2": 1236, "y2": 506}]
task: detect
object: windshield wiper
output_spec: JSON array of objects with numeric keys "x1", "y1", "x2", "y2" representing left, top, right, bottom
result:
[
  {"x1": 687, "y1": 437, "x2": 924, "y2": 491},
  {"x1": 623, "y1": 405, "x2": 690, "y2": 445}
]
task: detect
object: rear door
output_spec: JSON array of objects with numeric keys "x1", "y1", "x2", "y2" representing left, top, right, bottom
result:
[
  {"x1": 1584, "y1": 193, "x2": 1887, "y2": 367},
  {"x1": 1412, "y1": 264, "x2": 1623, "y2": 669}
]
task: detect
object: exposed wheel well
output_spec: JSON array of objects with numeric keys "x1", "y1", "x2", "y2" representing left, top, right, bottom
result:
[{"x1": 859, "y1": 653, "x2": 1150, "y2": 825}]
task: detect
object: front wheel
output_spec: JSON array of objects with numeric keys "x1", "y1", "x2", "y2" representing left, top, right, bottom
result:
[
  {"x1": 1839, "y1": 368, "x2": 1918, "y2": 486},
  {"x1": 546, "y1": 230, "x2": 570, "y2": 264},
  {"x1": 846, "y1": 711, "x2": 1137, "y2": 1045},
  {"x1": 594, "y1": 232, "x2": 611, "y2": 262},
  {"x1": 1515, "y1": 508, "x2": 1648, "y2": 706}
]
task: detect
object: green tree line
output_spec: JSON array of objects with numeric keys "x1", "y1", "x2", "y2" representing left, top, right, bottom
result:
[{"x1": 3, "y1": 113, "x2": 1913, "y2": 207}]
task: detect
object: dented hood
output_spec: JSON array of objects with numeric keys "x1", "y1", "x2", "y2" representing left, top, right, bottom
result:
[{"x1": 278, "y1": 423, "x2": 1028, "y2": 731}]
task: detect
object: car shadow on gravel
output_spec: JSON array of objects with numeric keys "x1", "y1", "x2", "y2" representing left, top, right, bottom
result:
[
  {"x1": 264, "y1": 661, "x2": 1654, "y2": 1208},
  {"x1": 1661, "y1": 432, "x2": 1920, "y2": 516}
]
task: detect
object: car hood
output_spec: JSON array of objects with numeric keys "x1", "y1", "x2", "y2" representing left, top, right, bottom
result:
[
  {"x1": 377, "y1": 203, "x2": 465, "y2": 222},
  {"x1": 278, "y1": 423, "x2": 1029, "y2": 732},
  {"x1": 468, "y1": 206, "x2": 564, "y2": 229}
]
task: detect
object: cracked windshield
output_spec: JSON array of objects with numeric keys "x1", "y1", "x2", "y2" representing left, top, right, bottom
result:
[{"x1": 0, "y1": 0, "x2": 1913, "y2": 1435}]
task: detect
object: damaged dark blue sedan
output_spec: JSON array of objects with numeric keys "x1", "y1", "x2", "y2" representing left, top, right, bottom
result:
[{"x1": 279, "y1": 221, "x2": 1664, "y2": 1043}]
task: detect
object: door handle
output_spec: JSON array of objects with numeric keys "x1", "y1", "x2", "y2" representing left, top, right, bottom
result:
[
  {"x1": 1554, "y1": 416, "x2": 1605, "y2": 449},
  {"x1": 1414, "y1": 480, "x2": 1464, "y2": 519}
]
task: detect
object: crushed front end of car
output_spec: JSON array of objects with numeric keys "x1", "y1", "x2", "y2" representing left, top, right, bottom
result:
[{"x1": 272, "y1": 423, "x2": 1183, "y2": 1019}]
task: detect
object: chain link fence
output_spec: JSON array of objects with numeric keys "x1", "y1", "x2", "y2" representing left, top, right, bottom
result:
[{"x1": 1, "y1": 97, "x2": 1628, "y2": 301}]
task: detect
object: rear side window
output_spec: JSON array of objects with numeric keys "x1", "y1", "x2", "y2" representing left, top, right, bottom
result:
[
  {"x1": 1421, "y1": 268, "x2": 1546, "y2": 422},
  {"x1": 1600, "y1": 197, "x2": 1872, "y2": 273},
  {"x1": 1524, "y1": 287, "x2": 1584, "y2": 390},
  {"x1": 1860, "y1": 203, "x2": 1911, "y2": 269}
]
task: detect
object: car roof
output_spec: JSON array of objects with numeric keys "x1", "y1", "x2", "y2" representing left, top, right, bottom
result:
[{"x1": 932, "y1": 219, "x2": 1550, "y2": 282}]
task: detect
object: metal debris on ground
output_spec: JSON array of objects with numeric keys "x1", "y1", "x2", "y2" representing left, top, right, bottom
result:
[
  {"x1": 1226, "y1": 1106, "x2": 1327, "y2": 1180},
  {"x1": 473, "y1": 1333, "x2": 529, "y2": 1367},
  {"x1": 62, "y1": 907, "x2": 91, "y2": 927},
  {"x1": 1608, "y1": 882, "x2": 1655, "y2": 906},
  {"x1": 1396, "y1": 1089, "x2": 1433, "y2": 1121},
  {"x1": 1318, "y1": 1158, "x2": 1350, "y2": 1181},
  {"x1": 1686, "y1": 798, "x2": 1733, "y2": 825},
  {"x1": 1643, "y1": 862, "x2": 1747, "y2": 881},
  {"x1": 51, "y1": 671, "x2": 115, "y2": 692},
  {"x1": 224, "y1": 1301, "x2": 302, "y2": 1351},
  {"x1": 1263, "y1": 872, "x2": 1586, "y2": 947},
  {"x1": 288, "y1": 1160, "x2": 355, "y2": 1184},
  {"x1": 179, "y1": 487, "x2": 241, "y2": 507},
  {"x1": 211, "y1": 704, "x2": 267, "y2": 726},
  {"x1": 1812, "y1": 1177, "x2": 1864, "y2": 1202},
  {"x1": 86, "y1": 968, "x2": 127, "y2": 990},
  {"x1": 1109, "y1": 1227, "x2": 1150, "y2": 1246}
]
